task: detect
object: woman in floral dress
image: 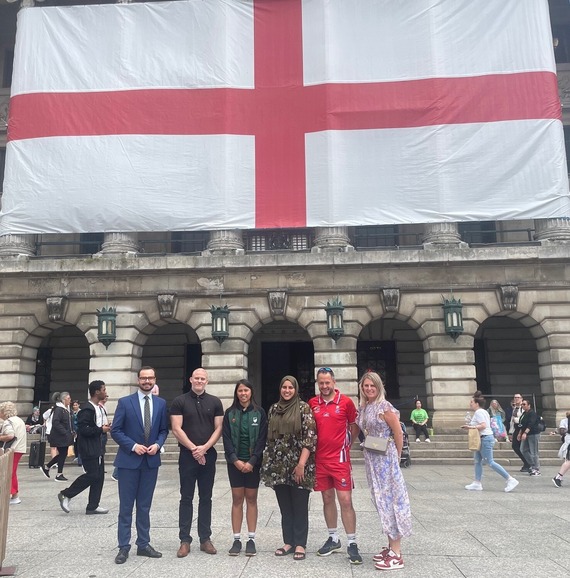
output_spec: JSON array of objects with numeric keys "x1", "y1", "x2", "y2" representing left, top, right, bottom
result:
[
  {"x1": 260, "y1": 375, "x2": 316, "y2": 560},
  {"x1": 357, "y1": 371, "x2": 412, "y2": 571}
]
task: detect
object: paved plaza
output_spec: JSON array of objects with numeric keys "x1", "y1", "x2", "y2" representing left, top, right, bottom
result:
[{"x1": 4, "y1": 459, "x2": 570, "y2": 577}]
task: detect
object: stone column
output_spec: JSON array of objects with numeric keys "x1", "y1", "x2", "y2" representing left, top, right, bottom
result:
[
  {"x1": 424, "y1": 336, "x2": 477, "y2": 431},
  {"x1": 311, "y1": 226, "x2": 354, "y2": 253},
  {"x1": 99, "y1": 232, "x2": 139, "y2": 255},
  {"x1": 204, "y1": 229, "x2": 245, "y2": 255},
  {"x1": 0, "y1": 234, "x2": 36, "y2": 257},
  {"x1": 533, "y1": 218, "x2": 570, "y2": 242},
  {"x1": 422, "y1": 222, "x2": 466, "y2": 247}
]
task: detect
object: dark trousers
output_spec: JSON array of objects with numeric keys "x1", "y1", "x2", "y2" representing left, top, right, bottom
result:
[
  {"x1": 62, "y1": 456, "x2": 104, "y2": 511},
  {"x1": 178, "y1": 449, "x2": 217, "y2": 543},
  {"x1": 46, "y1": 446, "x2": 69, "y2": 473},
  {"x1": 511, "y1": 432, "x2": 530, "y2": 469},
  {"x1": 413, "y1": 424, "x2": 430, "y2": 440},
  {"x1": 117, "y1": 459, "x2": 159, "y2": 550},
  {"x1": 274, "y1": 484, "x2": 310, "y2": 548}
]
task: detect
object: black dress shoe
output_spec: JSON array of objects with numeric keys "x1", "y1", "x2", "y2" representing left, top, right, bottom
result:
[
  {"x1": 115, "y1": 548, "x2": 129, "y2": 564},
  {"x1": 137, "y1": 545, "x2": 162, "y2": 558}
]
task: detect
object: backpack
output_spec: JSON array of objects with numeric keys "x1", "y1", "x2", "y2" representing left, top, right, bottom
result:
[{"x1": 537, "y1": 415, "x2": 546, "y2": 433}]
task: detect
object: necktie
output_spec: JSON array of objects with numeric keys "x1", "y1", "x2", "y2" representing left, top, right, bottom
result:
[{"x1": 144, "y1": 395, "x2": 151, "y2": 444}]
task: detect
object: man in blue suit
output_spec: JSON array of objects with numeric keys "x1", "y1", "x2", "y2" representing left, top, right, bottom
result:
[{"x1": 111, "y1": 366, "x2": 169, "y2": 565}]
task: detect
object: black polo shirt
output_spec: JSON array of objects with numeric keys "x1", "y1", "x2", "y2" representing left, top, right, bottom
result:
[{"x1": 170, "y1": 390, "x2": 224, "y2": 447}]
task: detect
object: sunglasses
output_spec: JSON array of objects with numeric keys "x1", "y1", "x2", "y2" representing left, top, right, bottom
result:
[{"x1": 317, "y1": 367, "x2": 334, "y2": 376}]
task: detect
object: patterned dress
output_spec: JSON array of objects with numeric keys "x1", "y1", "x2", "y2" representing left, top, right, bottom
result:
[
  {"x1": 357, "y1": 399, "x2": 412, "y2": 540},
  {"x1": 260, "y1": 401, "x2": 316, "y2": 491}
]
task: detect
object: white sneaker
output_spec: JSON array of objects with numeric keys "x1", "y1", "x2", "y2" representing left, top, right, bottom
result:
[
  {"x1": 465, "y1": 481, "x2": 483, "y2": 491},
  {"x1": 425, "y1": 439, "x2": 431, "y2": 443},
  {"x1": 415, "y1": 438, "x2": 420, "y2": 443},
  {"x1": 10, "y1": 497, "x2": 21, "y2": 505},
  {"x1": 505, "y1": 478, "x2": 519, "y2": 493}
]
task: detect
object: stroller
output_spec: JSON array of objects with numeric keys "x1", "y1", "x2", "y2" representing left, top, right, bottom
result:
[{"x1": 400, "y1": 422, "x2": 411, "y2": 468}]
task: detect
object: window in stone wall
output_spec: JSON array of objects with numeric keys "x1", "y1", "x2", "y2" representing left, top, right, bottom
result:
[
  {"x1": 353, "y1": 225, "x2": 399, "y2": 248},
  {"x1": 458, "y1": 221, "x2": 497, "y2": 244}
]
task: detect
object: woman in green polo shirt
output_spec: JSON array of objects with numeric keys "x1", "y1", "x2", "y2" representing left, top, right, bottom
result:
[{"x1": 222, "y1": 379, "x2": 268, "y2": 557}]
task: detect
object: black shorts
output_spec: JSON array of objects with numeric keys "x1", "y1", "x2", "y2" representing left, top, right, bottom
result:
[{"x1": 226, "y1": 463, "x2": 261, "y2": 489}]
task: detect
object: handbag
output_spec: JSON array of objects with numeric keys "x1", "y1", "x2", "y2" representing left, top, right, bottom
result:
[
  {"x1": 490, "y1": 416, "x2": 506, "y2": 441},
  {"x1": 468, "y1": 428, "x2": 481, "y2": 451},
  {"x1": 363, "y1": 435, "x2": 389, "y2": 454}
]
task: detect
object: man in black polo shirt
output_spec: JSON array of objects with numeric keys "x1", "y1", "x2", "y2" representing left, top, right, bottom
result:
[{"x1": 170, "y1": 367, "x2": 223, "y2": 558}]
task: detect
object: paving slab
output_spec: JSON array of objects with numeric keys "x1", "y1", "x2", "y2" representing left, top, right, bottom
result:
[{"x1": 4, "y1": 460, "x2": 570, "y2": 577}]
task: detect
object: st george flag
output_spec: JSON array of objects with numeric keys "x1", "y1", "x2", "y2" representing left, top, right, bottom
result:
[{"x1": 1, "y1": 0, "x2": 569, "y2": 235}]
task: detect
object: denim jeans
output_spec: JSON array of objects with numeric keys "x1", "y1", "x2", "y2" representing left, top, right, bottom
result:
[
  {"x1": 474, "y1": 435, "x2": 509, "y2": 481},
  {"x1": 520, "y1": 433, "x2": 540, "y2": 471}
]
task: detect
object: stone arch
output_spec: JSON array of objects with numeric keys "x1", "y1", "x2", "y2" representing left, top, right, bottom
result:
[
  {"x1": 358, "y1": 316, "x2": 426, "y2": 410},
  {"x1": 137, "y1": 319, "x2": 202, "y2": 403}
]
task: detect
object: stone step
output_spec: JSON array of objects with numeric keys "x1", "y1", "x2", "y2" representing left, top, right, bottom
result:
[{"x1": 21, "y1": 434, "x2": 563, "y2": 467}]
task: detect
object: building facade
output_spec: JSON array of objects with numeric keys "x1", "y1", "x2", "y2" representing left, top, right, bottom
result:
[{"x1": 0, "y1": 0, "x2": 569, "y2": 430}]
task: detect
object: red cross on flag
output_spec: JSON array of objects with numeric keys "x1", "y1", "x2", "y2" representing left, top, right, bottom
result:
[{"x1": 1, "y1": 0, "x2": 568, "y2": 235}]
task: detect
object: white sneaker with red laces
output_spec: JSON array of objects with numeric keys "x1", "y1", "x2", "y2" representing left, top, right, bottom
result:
[{"x1": 375, "y1": 550, "x2": 404, "y2": 570}]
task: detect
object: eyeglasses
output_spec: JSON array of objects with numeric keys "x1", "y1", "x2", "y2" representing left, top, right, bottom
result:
[
  {"x1": 139, "y1": 377, "x2": 156, "y2": 382},
  {"x1": 317, "y1": 367, "x2": 334, "y2": 376}
]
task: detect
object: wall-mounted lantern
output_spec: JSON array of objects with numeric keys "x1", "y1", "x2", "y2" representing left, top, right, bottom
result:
[
  {"x1": 325, "y1": 297, "x2": 345, "y2": 342},
  {"x1": 442, "y1": 295, "x2": 463, "y2": 341},
  {"x1": 97, "y1": 305, "x2": 117, "y2": 349},
  {"x1": 211, "y1": 304, "x2": 230, "y2": 345}
]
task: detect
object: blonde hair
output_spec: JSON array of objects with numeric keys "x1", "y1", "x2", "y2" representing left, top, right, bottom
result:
[
  {"x1": 0, "y1": 401, "x2": 17, "y2": 418},
  {"x1": 358, "y1": 371, "x2": 386, "y2": 405}
]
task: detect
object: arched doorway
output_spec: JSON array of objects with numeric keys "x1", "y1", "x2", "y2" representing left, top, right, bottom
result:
[
  {"x1": 141, "y1": 322, "x2": 202, "y2": 403},
  {"x1": 358, "y1": 318, "x2": 425, "y2": 409},
  {"x1": 474, "y1": 316, "x2": 541, "y2": 409},
  {"x1": 249, "y1": 320, "x2": 314, "y2": 411},
  {"x1": 34, "y1": 326, "x2": 90, "y2": 405}
]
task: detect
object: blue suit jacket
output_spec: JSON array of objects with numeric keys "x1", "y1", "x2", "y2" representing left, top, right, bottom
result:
[{"x1": 111, "y1": 392, "x2": 168, "y2": 469}]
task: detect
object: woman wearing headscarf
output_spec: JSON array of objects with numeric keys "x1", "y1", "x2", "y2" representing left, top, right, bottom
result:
[
  {"x1": 41, "y1": 391, "x2": 74, "y2": 482},
  {"x1": 260, "y1": 375, "x2": 316, "y2": 561},
  {"x1": 0, "y1": 401, "x2": 28, "y2": 505}
]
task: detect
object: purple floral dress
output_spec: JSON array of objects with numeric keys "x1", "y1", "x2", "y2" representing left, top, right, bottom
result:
[{"x1": 357, "y1": 399, "x2": 412, "y2": 540}]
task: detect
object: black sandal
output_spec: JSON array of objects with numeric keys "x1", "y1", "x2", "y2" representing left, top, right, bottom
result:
[
  {"x1": 275, "y1": 546, "x2": 293, "y2": 556},
  {"x1": 294, "y1": 549, "x2": 306, "y2": 560}
]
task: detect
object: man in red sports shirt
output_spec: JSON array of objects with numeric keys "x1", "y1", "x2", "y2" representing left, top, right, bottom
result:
[{"x1": 309, "y1": 367, "x2": 362, "y2": 565}]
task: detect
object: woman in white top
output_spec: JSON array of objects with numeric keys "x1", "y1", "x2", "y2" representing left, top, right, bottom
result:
[
  {"x1": 553, "y1": 414, "x2": 570, "y2": 487},
  {"x1": 462, "y1": 391, "x2": 519, "y2": 493},
  {"x1": 0, "y1": 401, "x2": 28, "y2": 505}
]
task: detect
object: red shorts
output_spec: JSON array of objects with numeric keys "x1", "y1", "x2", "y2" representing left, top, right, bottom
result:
[{"x1": 314, "y1": 460, "x2": 354, "y2": 492}]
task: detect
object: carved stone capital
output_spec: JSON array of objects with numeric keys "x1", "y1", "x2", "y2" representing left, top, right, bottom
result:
[
  {"x1": 311, "y1": 227, "x2": 354, "y2": 253},
  {"x1": 157, "y1": 293, "x2": 177, "y2": 318},
  {"x1": 268, "y1": 291, "x2": 287, "y2": 317},
  {"x1": 499, "y1": 285, "x2": 518, "y2": 311},
  {"x1": 46, "y1": 297, "x2": 67, "y2": 322},
  {"x1": 381, "y1": 288, "x2": 400, "y2": 313},
  {"x1": 99, "y1": 232, "x2": 139, "y2": 255},
  {"x1": 204, "y1": 230, "x2": 245, "y2": 255},
  {"x1": 0, "y1": 234, "x2": 36, "y2": 257},
  {"x1": 534, "y1": 218, "x2": 570, "y2": 242},
  {"x1": 422, "y1": 222, "x2": 467, "y2": 247}
]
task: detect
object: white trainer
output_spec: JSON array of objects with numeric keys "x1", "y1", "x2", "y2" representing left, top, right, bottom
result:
[
  {"x1": 465, "y1": 481, "x2": 483, "y2": 491},
  {"x1": 505, "y1": 478, "x2": 519, "y2": 493}
]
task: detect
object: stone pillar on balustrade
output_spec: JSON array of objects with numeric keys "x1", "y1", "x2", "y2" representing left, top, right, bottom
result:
[
  {"x1": 311, "y1": 226, "x2": 354, "y2": 253},
  {"x1": 422, "y1": 222, "x2": 467, "y2": 249},
  {"x1": 533, "y1": 218, "x2": 570, "y2": 243},
  {"x1": 99, "y1": 232, "x2": 139, "y2": 255},
  {"x1": 203, "y1": 230, "x2": 245, "y2": 255}
]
